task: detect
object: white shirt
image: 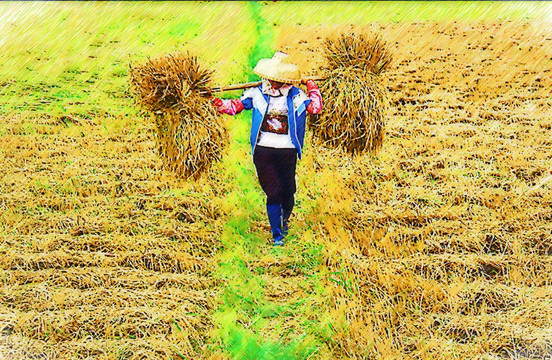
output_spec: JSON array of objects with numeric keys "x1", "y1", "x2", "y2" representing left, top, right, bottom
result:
[
  {"x1": 256, "y1": 92, "x2": 295, "y2": 149},
  {"x1": 255, "y1": 81, "x2": 295, "y2": 148}
]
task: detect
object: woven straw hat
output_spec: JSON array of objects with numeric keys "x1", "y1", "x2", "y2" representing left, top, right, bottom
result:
[{"x1": 253, "y1": 52, "x2": 301, "y2": 85}]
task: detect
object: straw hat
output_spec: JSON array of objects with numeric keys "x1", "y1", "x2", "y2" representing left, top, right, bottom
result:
[{"x1": 253, "y1": 52, "x2": 301, "y2": 85}]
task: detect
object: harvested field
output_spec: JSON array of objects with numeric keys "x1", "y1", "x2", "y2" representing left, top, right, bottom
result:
[
  {"x1": 279, "y1": 18, "x2": 552, "y2": 359},
  {"x1": 1, "y1": 2, "x2": 552, "y2": 359},
  {"x1": 0, "y1": 110, "x2": 225, "y2": 358}
]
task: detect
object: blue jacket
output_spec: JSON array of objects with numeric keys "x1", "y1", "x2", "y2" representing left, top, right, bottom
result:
[{"x1": 240, "y1": 85, "x2": 311, "y2": 159}]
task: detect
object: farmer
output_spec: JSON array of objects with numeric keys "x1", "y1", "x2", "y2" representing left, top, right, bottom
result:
[{"x1": 211, "y1": 52, "x2": 323, "y2": 246}]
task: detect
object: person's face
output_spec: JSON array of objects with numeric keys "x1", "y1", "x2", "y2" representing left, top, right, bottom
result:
[{"x1": 268, "y1": 80, "x2": 284, "y2": 89}]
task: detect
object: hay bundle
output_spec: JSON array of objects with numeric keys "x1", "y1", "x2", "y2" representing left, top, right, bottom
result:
[
  {"x1": 129, "y1": 52, "x2": 213, "y2": 111},
  {"x1": 310, "y1": 32, "x2": 392, "y2": 154},
  {"x1": 129, "y1": 53, "x2": 227, "y2": 179}
]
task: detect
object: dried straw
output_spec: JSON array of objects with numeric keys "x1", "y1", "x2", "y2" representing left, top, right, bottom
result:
[
  {"x1": 310, "y1": 32, "x2": 392, "y2": 154},
  {"x1": 129, "y1": 53, "x2": 227, "y2": 179},
  {"x1": 129, "y1": 52, "x2": 213, "y2": 112},
  {"x1": 323, "y1": 32, "x2": 392, "y2": 74}
]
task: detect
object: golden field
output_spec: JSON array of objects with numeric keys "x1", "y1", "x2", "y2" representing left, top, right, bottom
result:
[{"x1": 1, "y1": 2, "x2": 551, "y2": 359}]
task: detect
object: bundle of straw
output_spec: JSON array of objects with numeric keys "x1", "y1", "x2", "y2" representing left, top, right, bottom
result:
[
  {"x1": 129, "y1": 53, "x2": 227, "y2": 179},
  {"x1": 129, "y1": 52, "x2": 213, "y2": 111},
  {"x1": 310, "y1": 32, "x2": 392, "y2": 154}
]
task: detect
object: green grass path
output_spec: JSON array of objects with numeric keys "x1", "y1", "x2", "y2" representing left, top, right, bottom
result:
[{"x1": 207, "y1": 3, "x2": 338, "y2": 359}]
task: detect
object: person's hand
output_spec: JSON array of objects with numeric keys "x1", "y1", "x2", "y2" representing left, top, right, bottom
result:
[
  {"x1": 211, "y1": 97, "x2": 223, "y2": 107},
  {"x1": 301, "y1": 77, "x2": 315, "y2": 85}
]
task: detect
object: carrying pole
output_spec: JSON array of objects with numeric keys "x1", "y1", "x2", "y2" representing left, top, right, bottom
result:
[{"x1": 199, "y1": 77, "x2": 324, "y2": 96}]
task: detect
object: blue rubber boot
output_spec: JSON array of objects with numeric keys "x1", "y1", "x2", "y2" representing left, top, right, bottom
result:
[
  {"x1": 281, "y1": 219, "x2": 289, "y2": 236},
  {"x1": 281, "y1": 195, "x2": 293, "y2": 236},
  {"x1": 266, "y1": 204, "x2": 285, "y2": 246}
]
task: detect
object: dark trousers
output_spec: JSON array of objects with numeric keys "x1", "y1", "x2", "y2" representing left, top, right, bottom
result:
[{"x1": 253, "y1": 146, "x2": 297, "y2": 220}]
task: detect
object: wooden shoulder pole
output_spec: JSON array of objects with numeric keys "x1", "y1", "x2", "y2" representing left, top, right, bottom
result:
[
  {"x1": 199, "y1": 77, "x2": 324, "y2": 96},
  {"x1": 199, "y1": 81, "x2": 262, "y2": 96}
]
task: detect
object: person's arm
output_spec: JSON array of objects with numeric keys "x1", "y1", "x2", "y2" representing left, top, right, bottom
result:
[
  {"x1": 211, "y1": 98, "x2": 245, "y2": 116},
  {"x1": 211, "y1": 88, "x2": 255, "y2": 115},
  {"x1": 304, "y1": 80, "x2": 323, "y2": 114}
]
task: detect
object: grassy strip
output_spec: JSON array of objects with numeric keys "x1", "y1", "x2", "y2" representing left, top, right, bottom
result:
[
  {"x1": 207, "y1": 3, "x2": 339, "y2": 359},
  {"x1": 207, "y1": 125, "x2": 322, "y2": 358}
]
